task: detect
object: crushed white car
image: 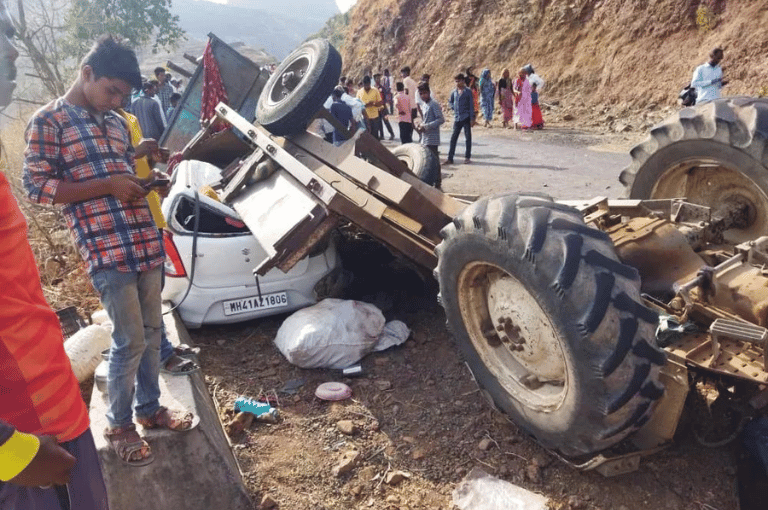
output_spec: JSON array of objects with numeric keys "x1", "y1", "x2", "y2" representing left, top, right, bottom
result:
[{"x1": 161, "y1": 160, "x2": 342, "y2": 328}]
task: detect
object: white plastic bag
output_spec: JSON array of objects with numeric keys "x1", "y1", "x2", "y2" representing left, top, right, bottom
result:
[
  {"x1": 275, "y1": 299, "x2": 405, "y2": 369},
  {"x1": 452, "y1": 468, "x2": 549, "y2": 510},
  {"x1": 64, "y1": 324, "x2": 112, "y2": 382}
]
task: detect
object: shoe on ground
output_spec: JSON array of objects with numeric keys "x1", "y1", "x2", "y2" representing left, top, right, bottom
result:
[
  {"x1": 442, "y1": 159, "x2": 454, "y2": 165},
  {"x1": 464, "y1": 158, "x2": 471, "y2": 164}
]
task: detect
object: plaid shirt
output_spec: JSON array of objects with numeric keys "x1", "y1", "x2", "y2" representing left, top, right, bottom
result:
[{"x1": 23, "y1": 98, "x2": 163, "y2": 275}]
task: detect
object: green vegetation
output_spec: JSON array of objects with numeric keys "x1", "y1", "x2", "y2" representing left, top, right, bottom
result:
[
  {"x1": 308, "y1": 12, "x2": 349, "y2": 51},
  {"x1": 14, "y1": 0, "x2": 185, "y2": 99},
  {"x1": 696, "y1": 5, "x2": 716, "y2": 33}
]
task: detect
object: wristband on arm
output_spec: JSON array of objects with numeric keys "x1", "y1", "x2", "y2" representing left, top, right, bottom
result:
[{"x1": 0, "y1": 431, "x2": 41, "y2": 481}]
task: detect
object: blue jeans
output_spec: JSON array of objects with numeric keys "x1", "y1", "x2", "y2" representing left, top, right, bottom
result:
[
  {"x1": 0, "y1": 430, "x2": 108, "y2": 510},
  {"x1": 91, "y1": 266, "x2": 163, "y2": 428}
]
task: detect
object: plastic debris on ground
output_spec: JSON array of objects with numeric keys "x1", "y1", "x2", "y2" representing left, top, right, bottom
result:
[
  {"x1": 452, "y1": 467, "x2": 549, "y2": 510},
  {"x1": 315, "y1": 382, "x2": 353, "y2": 401},
  {"x1": 274, "y1": 299, "x2": 410, "y2": 369}
]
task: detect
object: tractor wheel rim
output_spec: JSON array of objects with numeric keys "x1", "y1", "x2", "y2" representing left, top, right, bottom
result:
[
  {"x1": 268, "y1": 55, "x2": 311, "y2": 106},
  {"x1": 457, "y1": 261, "x2": 568, "y2": 411}
]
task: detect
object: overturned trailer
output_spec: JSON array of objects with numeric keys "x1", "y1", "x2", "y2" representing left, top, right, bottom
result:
[{"x1": 166, "y1": 38, "x2": 768, "y2": 475}]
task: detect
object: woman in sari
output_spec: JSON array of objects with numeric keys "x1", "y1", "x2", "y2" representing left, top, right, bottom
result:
[
  {"x1": 497, "y1": 68, "x2": 514, "y2": 128},
  {"x1": 478, "y1": 68, "x2": 495, "y2": 127},
  {"x1": 513, "y1": 67, "x2": 532, "y2": 129}
]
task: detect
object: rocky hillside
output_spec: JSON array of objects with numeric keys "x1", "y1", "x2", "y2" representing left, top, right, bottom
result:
[{"x1": 340, "y1": 0, "x2": 768, "y2": 129}]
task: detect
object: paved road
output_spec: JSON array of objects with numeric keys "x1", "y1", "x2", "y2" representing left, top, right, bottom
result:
[{"x1": 380, "y1": 125, "x2": 635, "y2": 200}]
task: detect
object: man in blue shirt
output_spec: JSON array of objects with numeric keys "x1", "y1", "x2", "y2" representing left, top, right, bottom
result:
[
  {"x1": 691, "y1": 47, "x2": 727, "y2": 104},
  {"x1": 446, "y1": 73, "x2": 475, "y2": 165},
  {"x1": 329, "y1": 86, "x2": 356, "y2": 145}
]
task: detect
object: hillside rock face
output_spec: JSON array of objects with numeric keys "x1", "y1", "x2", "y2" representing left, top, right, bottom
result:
[{"x1": 340, "y1": 0, "x2": 768, "y2": 112}]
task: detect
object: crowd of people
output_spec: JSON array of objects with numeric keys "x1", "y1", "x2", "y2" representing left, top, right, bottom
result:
[
  {"x1": 323, "y1": 63, "x2": 545, "y2": 172},
  {"x1": 126, "y1": 66, "x2": 184, "y2": 144}
]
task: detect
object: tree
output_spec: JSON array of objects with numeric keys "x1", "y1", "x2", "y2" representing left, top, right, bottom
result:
[
  {"x1": 64, "y1": 0, "x2": 185, "y2": 58},
  {"x1": 13, "y1": 0, "x2": 185, "y2": 100}
]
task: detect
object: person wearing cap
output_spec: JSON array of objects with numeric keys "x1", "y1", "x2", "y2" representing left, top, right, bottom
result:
[{"x1": 23, "y1": 34, "x2": 194, "y2": 469}]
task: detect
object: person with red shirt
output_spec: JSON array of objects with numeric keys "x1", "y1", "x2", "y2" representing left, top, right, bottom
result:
[{"x1": 0, "y1": 3, "x2": 109, "y2": 507}]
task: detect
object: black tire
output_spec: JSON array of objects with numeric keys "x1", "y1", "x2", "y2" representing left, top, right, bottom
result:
[
  {"x1": 620, "y1": 97, "x2": 768, "y2": 242},
  {"x1": 434, "y1": 193, "x2": 665, "y2": 457},
  {"x1": 391, "y1": 143, "x2": 440, "y2": 187},
  {"x1": 256, "y1": 39, "x2": 342, "y2": 137}
]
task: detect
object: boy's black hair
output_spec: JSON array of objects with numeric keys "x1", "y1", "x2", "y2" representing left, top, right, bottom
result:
[
  {"x1": 401, "y1": 66, "x2": 410, "y2": 75},
  {"x1": 362, "y1": 75, "x2": 371, "y2": 84},
  {"x1": 396, "y1": 82, "x2": 404, "y2": 91},
  {"x1": 170, "y1": 92, "x2": 182, "y2": 102},
  {"x1": 332, "y1": 86, "x2": 344, "y2": 98},
  {"x1": 154, "y1": 66, "x2": 166, "y2": 76},
  {"x1": 417, "y1": 82, "x2": 430, "y2": 93},
  {"x1": 340, "y1": 75, "x2": 346, "y2": 83},
  {"x1": 142, "y1": 81, "x2": 154, "y2": 92},
  {"x1": 454, "y1": 73, "x2": 465, "y2": 81},
  {"x1": 82, "y1": 35, "x2": 142, "y2": 90}
]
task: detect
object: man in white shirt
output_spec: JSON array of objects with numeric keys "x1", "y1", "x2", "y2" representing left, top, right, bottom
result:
[{"x1": 691, "y1": 47, "x2": 727, "y2": 104}]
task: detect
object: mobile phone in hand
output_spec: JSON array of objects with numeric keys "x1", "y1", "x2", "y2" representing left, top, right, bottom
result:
[{"x1": 144, "y1": 178, "x2": 170, "y2": 189}]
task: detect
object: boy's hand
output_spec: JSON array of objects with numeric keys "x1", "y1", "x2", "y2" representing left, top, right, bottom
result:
[
  {"x1": 108, "y1": 174, "x2": 148, "y2": 203},
  {"x1": 148, "y1": 170, "x2": 172, "y2": 198},
  {"x1": 10, "y1": 435, "x2": 76, "y2": 487},
  {"x1": 134, "y1": 138, "x2": 158, "y2": 159}
]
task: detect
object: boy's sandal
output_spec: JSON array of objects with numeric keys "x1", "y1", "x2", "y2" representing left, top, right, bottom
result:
[
  {"x1": 174, "y1": 344, "x2": 200, "y2": 358},
  {"x1": 104, "y1": 424, "x2": 154, "y2": 466},
  {"x1": 137, "y1": 406, "x2": 195, "y2": 432},
  {"x1": 160, "y1": 355, "x2": 200, "y2": 376}
]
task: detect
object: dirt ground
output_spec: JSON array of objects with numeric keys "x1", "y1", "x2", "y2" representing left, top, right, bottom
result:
[{"x1": 185, "y1": 125, "x2": 740, "y2": 510}]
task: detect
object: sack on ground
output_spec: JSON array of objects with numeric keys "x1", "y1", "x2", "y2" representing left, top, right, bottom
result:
[{"x1": 274, "y1": 299, "x2": 408, "y2": 369}]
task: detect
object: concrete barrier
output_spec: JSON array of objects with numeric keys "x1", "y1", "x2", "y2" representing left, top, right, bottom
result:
[{"x1": 88, "y1": 309, "x2": 252, "y2": 509}]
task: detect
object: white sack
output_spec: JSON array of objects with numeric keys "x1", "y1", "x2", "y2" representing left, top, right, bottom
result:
[
  {"x1": 275, "y1": 299, "x2": 397, "y2": 369},
  {"x1": 452, "y1": 468, "x2": 549, "y2": 510},
  {"x1": 64, "y1": 325, "x2": 112, "y2": 382}
]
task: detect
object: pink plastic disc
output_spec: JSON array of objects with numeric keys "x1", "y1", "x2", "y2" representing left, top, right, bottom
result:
[{"x1": 315, "y1": 382, "x2": 352, "y2": 401}]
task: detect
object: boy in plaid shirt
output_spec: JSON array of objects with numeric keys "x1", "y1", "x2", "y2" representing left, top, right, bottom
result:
[{"x1": 23, "y1": 35, "x2": 193, "y2": 467}]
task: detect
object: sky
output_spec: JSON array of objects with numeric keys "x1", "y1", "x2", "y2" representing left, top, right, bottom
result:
[
  {"x1": 335, "y1": 0, "x2": 357, "y2": 12},
  {"x1": 197, "y1": 0, "x2": 357, "y2": 12}
]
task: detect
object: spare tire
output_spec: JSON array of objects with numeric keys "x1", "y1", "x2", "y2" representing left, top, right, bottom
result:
[
  {"x1": 391, "y1": 143, "x2": 441, "y2": 187},
  {"x1": 619, "y1": 97, "x2": 768, "y2": 243},
  {"x1": 435, "y1": 193, "x2": 665, "y2": 457},
  {"x1": 256, "y1": 39, "x2": 341, "y2": 137}
]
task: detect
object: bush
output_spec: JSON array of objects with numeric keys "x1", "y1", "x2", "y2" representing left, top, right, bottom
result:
[{"x1": 696, "y1": 5, "x2": 717, "y2": 33}]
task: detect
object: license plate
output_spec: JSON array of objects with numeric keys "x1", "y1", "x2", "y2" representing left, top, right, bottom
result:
[{"x1": 222, "y1": 292, "x2": 288, "y2": 316}]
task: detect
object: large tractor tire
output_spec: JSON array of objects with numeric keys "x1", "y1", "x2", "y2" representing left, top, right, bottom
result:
[
  {"x1": 434, "y1": 194, "x2": 666, "y2": 457},
  {"x1": 620, "y1": 97, "x2": 768, "y2": 243},
  {"x1": 256, "y1": 39, "x2": 341, "y2": 137},
  {"x1": 391, "y1": 143, "x2": 441, "y2": 187}
]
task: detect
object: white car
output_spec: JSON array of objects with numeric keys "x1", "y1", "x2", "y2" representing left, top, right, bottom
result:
[{"x1": 161, "y1": 160, "x2": 342, "y2": 328}]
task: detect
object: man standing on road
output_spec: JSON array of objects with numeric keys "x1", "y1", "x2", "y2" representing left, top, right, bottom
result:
[
  {"x1": 154, "y1": 66, "x2": 173, "y2": 114},
  {"x1": 401, "y1": 66, "x2": 419, "y2": 127},
  {"x1": 23, "y1": 34, "x2": 194, "y2": 469},
  {"x1": 132, "y1": 81, "x2": 166, "y2": 141},
  {"x1": 357, "y1": 75, "x2": 383, "y2": 140},
  {"x1": 446, "y1": 73, "x2": 476, "y2": 165},
  {"x1": 415, "y1": 82, "x2": 444, "y2": 188},
  {"x1": 0, "y1": 2, "x2": 110, "y2": 507},
  {"x1": 691, "y1": 47, "x2": 727, "y2": 104}
]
